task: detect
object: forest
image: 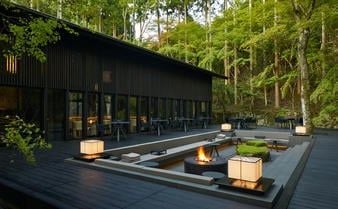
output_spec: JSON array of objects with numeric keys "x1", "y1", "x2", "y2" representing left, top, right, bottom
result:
[{"x1": 1, "y1": 0, "x2": 337, "y2": 129}]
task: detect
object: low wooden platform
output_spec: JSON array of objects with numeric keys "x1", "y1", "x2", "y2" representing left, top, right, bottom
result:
[
  {"x1": 1, "y1": 127, "x2": 337, "y2": 209},
  {"x1": 0, "y1": 127, "x2": 264, "y2": 209}
]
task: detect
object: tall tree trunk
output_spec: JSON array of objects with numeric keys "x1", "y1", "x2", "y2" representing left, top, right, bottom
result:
[
  {"x1": 298, "y1": 28, "x2": 312, "y2": 129},
  {"x1": 320, "y1": 12, "x2": 326, "y2": 77},
  {"x1": 224, "y1": 0, "x2": 229, "y2": 85},
  {"x1": 57, "y1": 0, "x2": 62, "y2": 19},
  {"x1": 264, "y1": 87, "x2": 268, "y2": 106},
  {"x1": 123, "y1": 8, "x2": 127, "y2": 40},
  {"x1": 184, "y1": 1, "x2": 188, "y2": 62},
  {"x1": 263, "y1": 0, "x2": 268, "y2": 106},
  {"x1": 207, "y1": 0, "x2": 212, "y2": 70},
  {"x1": 156, "y1": 0, "x2": 161, "y2": 46},
  {"x1": 36, "y1": 0, "x2": 39, "y2": 11},
  {"x1": 249, "y1": 0, "x2": 254, "y2": 107},
  {"x1": 204, "y1": 0, "x2": 211, "y2": 70},
  {"x1": 274, "y1": 0, "x2": 280, "y2": 108},
  {"x1": 234, "y1": 45, "x2": 238, "y2": 105},
  {"x1": 233, "y1": 7, "x2": 238, "y2": 105},
  {"x1": 139, "y1": 20, "x2": 143, "y2": 42},
  {"x1": 166, "y1": 7, "x2": 169, "y2": 45},
  {"x1": 98, "y1": 8, "x2": 102, "y2": 32},
  {"x1": 112, "y1": 23, "x2": 117, "y2": 38},
  {"x1": 291, "y1": 0, "x2": 315, "y2": 131}
]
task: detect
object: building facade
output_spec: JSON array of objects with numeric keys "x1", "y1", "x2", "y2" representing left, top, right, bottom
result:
[{"x1": 0, "y1": 5, "x2": 225, "y2": 140}]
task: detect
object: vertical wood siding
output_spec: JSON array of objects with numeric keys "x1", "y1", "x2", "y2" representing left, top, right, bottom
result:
[{"x1": 0, "y1": 36, "x2": 212, "y2": 101}]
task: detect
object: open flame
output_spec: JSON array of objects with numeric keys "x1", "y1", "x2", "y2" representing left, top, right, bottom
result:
[{"x1": 196, "y1": 146, "x2": 212, "y2": 162}]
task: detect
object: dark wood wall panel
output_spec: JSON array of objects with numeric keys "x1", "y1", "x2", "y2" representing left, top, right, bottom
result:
[
  {"x1": 1, "y1": 36, "x2": 212, "y2": 101},
  {"x1": 67, "y1": 48, "x2": 84, "y2": 91},
  {"x1": 0, "y1": 54, "x2": 44, "y2": 88}
]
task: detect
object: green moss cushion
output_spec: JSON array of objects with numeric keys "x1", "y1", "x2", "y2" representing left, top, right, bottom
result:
[
  {"x1": 246, "y1": 140, "x2": 267, "y2": 147},
  {"x1": 236, "y1": 144, "x2": 270, "y2": 162}
]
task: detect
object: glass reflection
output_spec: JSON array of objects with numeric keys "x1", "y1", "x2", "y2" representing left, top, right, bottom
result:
[
  {"x1": 117, "y1": 95, "x2": 127, "y2": 120},
  {"x1": 69, "y1": 92, "x2": 83, "y2": 138},
  {"x1": 103, "y1": 95, "x2": 112, "y2": 135},
  {"x1": 129, "y1": 96, "x2": 137, "y2": 133},
  {"x1": 139, "y1": 97, "x2": 148, "y2": 131}
]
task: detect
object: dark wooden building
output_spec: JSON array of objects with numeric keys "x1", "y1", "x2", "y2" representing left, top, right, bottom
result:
[{"x1": 0, "y1": 5, "x2": 225, "y2": 140}]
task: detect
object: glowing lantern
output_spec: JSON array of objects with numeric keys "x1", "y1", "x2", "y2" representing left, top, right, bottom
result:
[
  {"x1": 80, "y1": 140, "x2": 104, "y2": 155},
  {"x1": 295, "y1": 126, "x2": 308, "y2": 135},
  {"x1": 228, "y1": 156, "x2": 262, "y2": 182},
  {"x1": 221, "y1": 123, "x2": 232, "y2": 132}
]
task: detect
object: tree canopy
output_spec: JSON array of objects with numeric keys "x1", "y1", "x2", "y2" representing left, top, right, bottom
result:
[{"x1": 2, "y1": 0, "x2": 337, "y2": 128}]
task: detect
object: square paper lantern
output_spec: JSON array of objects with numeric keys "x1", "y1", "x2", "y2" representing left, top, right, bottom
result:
[
  {"x1": 295, "y1": 126, "x2": 308, "y2": 135},
  {"x1": 228, "y1": 156, "x2": 242, "y2": 179},
  {"x1": 228, "y1": 156, "x2": 262, "y2": 182},
  {"x1": 80, "y1": 140, "x2": 104, "y2": 155},
  {"x1": 221, "y1": 123, "x2": 232, "y2": 131}
]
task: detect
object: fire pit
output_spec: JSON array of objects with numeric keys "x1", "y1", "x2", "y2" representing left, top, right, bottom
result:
[{"x1": 184, "y1": 146, "x2": 227, "y2": 175}]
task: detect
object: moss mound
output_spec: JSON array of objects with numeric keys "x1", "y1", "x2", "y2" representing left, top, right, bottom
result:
[
  {"x1": 236, "y1": 144, "x2": 270, "y2": 162},
  {"x1": 246, "y1": 140, "x2": 267, "y2": 147}
]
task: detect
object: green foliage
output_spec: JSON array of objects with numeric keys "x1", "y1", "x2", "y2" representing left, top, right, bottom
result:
[
  {"x1": 236, "y1": 144, "x2": 270, "y2": 162},
  {"x1": 311, "y1": 66, "x2": 338, "y2": 128},
  {"x1": 2, "y1": 0, "x2": 337, "y2": 128},
  {"x1": 246, "y1": 140, "x2": 267, "y2": 147},
  {"x1": 0, "y1": 1, "x2": 77, "y2": 62},
  {"x1": 6, "y1": 19, "x2": 61, "y2": 62},
  {"x1": 0, "y1": 116, "x2": 52, "y2": 165}
]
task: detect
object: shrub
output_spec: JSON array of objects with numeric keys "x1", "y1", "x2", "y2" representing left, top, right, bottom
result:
[
  {"x1": 236, "y1": 144, "x2": 270, "y2": 162},
  {"x1": 246, "y1": 140, "x2": 267, "y2": 147},
  {"x1": 0, "y1": 116, "x2": 51, "y2": 164}
]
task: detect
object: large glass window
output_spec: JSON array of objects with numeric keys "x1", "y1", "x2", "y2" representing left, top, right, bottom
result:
[
  {"x1": 0, "y1": 86, "x2": 42, "y2": 124},
  {"x1": 117, "y1": 95, "x2": 127, "y2": 120},
  {"x1": 150, "y1": 97, "x2": 158, "y2": 119},
  {"x1": 47, "y1": 90, "x2": 65, "y2": 140},
  {"x1": 103, "y1": 95, "x2": 112, "y2": 135},
  {"x1": 139, "y1": 97, "x2": 148, "y2": 131},
  {"x1": 69, "y1": 92, "x2": 83, "y2": 138},
  {"x1": 158, "y1": 98, "x2": 166, "y2": 119},
  {"x1": 196, "y1": 101, "x2": 201, "y2": 117},
  {"x1": 167, "y1": 99, "x2": 173, "y2": 120},
  {"x1": 173, "y1": 99, "x2": 180, "y2": 118},
  {"x1": 192, "y1": 101, "x2": 196, "y2": 118},
  {"x1": 183, "y1": 100, "x2": 193, "y2": 118},
  {"x1": 87, "y1": 94, "x2": 98, "y2": 137},
  {"x1": 201, "y1": 101, "x2": 207, "y2": 117},
  {"x1": 129, "y1": 96, "x2": 137, "y2": 133}
]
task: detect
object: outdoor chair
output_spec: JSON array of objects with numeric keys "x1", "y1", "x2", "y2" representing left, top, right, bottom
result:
[{"x1": 275, "y1": 117, "x2": 287, "y2": 128}]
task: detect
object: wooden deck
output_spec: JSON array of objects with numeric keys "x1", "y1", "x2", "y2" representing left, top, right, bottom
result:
[
  {"x1": 288, "y1": 129, "x2": 338, "y2": 209},
  {"x1": 0, "y1": 127, "x2": 262, "y2": 209},
  {"x1": 1, "y1": 127, "x2": 337, "y2": 209}
]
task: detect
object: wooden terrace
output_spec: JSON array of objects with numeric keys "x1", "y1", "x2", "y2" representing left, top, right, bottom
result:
[{"x1": 0, "y1": 127, "x2": 337, "y2": 209}]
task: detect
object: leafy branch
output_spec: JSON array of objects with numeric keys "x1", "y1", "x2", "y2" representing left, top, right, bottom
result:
[{"x1": 1, "y1": 116, "x2": 52, "y2": 165}]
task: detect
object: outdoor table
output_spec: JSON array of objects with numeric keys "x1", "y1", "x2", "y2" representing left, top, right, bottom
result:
[
  {"x1": 150, "y1": 118, "x2": 169, "y2": 136},
  {"x1": 111, "y1": 120, "x2": 130, "y2": 142},
  {"x1": 177, "y1": 117, "x2": 194, "y2": 132},
  {"x1": 232, "y1": 118, "x2": 245, "y2": 129},
  {"x1": 198, "y1": 117, "x2": 212, "y2": 129},
  {"x1": 285, "y1": 117, "x2": 296, "y2": 132}
]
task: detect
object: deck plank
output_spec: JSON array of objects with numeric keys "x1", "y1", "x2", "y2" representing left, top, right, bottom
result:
[
  {"x1": 288, "y1": 129, "x2": 338, "y2": 209},
  {"x1": 1, "y1": 127, "x2": 337, "y2": 209}
]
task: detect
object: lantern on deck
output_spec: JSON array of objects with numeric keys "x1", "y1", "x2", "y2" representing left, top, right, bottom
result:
[
  {"x1": 221, "y1": 123, "x2": 232, "y2": 132},
  {"x1": 228, "y1": 156, "x2": 262, "y2": 182},
  {"x1": 295, "y1": 126, "x2": 308, "y2": 135},
  {"x1": 80, "y1": 140, "x2": 104, "y2": 155}
]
